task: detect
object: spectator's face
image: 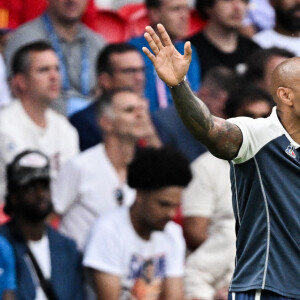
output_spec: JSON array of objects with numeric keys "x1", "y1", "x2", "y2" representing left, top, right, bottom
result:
[
  {"x1": 236, "y1": 100, "x2": 272, "y2": 118},
  {"x1": 139, "y1": 186, "x2": 182, "y2": 231},
  {"x1": 272, "y1": 0, "x2": 300, "y2": 32},
  {"x1": 105, "y1": 91, "x2": 150, "y2": 141},
  {"x1": 106, "y1": 51, "x2": 145, "y2": 96},
  {"x1": 207, "y1": 0, "x2": 248, "y2": 30},
  {"x1": 149, "y1": 0, "x2": 190, "y2": 40},
  {"x1": 48, "y1": 0, "x2": 87, "y2": 23},
  {"x1": 13, "y1": 180, "x2": 53, "y2": 223},
  {"x1": 20, "y1": 50, "x2": 61, "y2": 104}
]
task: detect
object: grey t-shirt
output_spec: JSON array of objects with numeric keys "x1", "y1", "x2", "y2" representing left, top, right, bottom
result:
[{"x1": 4, "y1": 15, "x2": 106, "y2": 114}]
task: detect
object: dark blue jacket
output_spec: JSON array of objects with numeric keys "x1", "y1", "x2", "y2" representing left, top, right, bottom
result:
[{"x1": 0, "y1": 222, "x2": 85, "y2": 300}]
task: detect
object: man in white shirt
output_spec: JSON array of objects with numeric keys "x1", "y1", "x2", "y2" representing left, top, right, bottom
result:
[
  {"x1": 0, "y1": 41, "x2": 79, "y2": 203},
  {"x1": 53, "y1": 89, "x2": 161, "y2": 250},
  {"x1": 83, "y1": 147, "x2": 192, "y2": 300},
  {"x1": 253, "y1": 0, "x2": 300, "y2": 56}
]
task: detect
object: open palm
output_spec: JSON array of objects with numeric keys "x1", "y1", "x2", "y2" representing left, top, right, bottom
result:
[{"x1": 142, "y1": 24, "x2": 192, "y2": 87}]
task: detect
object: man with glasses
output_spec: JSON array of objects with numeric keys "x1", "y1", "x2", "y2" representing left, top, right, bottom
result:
[
  {"x1": 70, "y1": 43, "x2": 149, "y2": 151},
  {"x1": 53, "y1": 89, "x2": 161, "y2": 251}
]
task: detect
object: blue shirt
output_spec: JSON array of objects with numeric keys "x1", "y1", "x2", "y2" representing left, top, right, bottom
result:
[
  {"x1": 129, "y1": 35, "x2": 201, "y2": 112},
  {"x1": 228, "y1": 107, "x2": 300, "y2": 298},
  {"x1": 0, "y1": 235, "x2": 16, "y2": 297}
]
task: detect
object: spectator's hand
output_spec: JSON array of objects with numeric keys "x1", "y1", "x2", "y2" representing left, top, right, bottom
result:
[{"x1": 142, "y1": 24, "x2": 192, "y2": 87}]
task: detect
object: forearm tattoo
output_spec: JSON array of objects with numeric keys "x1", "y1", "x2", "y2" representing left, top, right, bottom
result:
[{"x1": 170, "y1": 81, "x2": 243, "y2": 160}]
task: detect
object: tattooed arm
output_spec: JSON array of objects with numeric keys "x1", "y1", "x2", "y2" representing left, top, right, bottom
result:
[{"x1": 142, "y1": 24, "x2": 242, "y2": 160}]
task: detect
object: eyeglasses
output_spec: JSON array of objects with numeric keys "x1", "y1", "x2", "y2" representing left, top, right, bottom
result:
[
  {"x1": 114, "y1": 188, "x2": 124, "y2": 206},
  {"x1": 112, "y1": 67, "x2": 146, "y2": 75}
]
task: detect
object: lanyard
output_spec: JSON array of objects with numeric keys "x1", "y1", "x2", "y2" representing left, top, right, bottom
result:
[{"x1": 42, "y1": 13, "x2": 90, "y2": 96}]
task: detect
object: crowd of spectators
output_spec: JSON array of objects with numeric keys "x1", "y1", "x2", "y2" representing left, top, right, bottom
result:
[{"x1": 0, "y1": 0, "x2": 298, "y2": 299}]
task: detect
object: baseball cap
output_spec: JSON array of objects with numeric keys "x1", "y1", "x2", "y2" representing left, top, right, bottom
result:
[{"x1": 6, "y1": 150, "x2": 50, "y2": 188}]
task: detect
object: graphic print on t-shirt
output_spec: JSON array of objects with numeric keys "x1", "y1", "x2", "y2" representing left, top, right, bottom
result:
[{"x1": 122, "y1": 254, "x2": 166, "y2": 300}]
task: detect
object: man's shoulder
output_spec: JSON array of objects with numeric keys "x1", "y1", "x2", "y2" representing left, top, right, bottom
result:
[
  {"x1": 47, "y1": 226, "x2": 78, "y2": 252},
  {"x1": 0, "y1": 101, "x2": 23, "y2": 126},
  {"x1": 70, "y1": 143, "x2": 103, "y2": 167},
  {"x1": 80, "y1": 23, "x2": 107, "y2": 47}
]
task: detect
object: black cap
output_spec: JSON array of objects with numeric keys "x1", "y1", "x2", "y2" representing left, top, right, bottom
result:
[{"x1": 6, "y1": 150, "x2": 50, "y2": 188}]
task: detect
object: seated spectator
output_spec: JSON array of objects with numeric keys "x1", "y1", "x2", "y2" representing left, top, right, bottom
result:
[
  {"x1": 243, "y1": 47, "x2": 295, "y2": 93},
  {"x1": 190, "y1": 0, "x2": 260, "y2": 76},
  {"x1": 4, "y1": 0, "x2": 106, "y2": 115},
  {"x1": 70, "y1": 43, "x2": 147, "y2": 151},
  {"x1": 83, "y1": 147, "x2": 192, "y2": 300},
  {"x1": 240, "y1": 0, "x2": 275, "y2": 37},
  {"x1": 183, "y1": 85, "x2": 274, "y2": 300},
  {"x1": 253, "y1": 0, "x2": 300, "y2": 56},
  {"x1": 0, "y1": 42, "x2": 79, "y2": 203},
  {"x1": 130, "y1": 0, "x2": 201, "y2": 112},
  {"x1": 0, "y1": 150, "x2": 85, "y2": 300},
  {"x1": 0, "y1": 234, "x2": 16, "y2": 300},
  {"x1": 152, "y1": 67, "x2": 239, "y2": 161},
  {"x1": 53, "y1": 89, "x2": 161, "y2": 250}
]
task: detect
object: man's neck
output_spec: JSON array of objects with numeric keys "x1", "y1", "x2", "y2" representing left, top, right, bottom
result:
[
  {"x1": 104, "y1": 137, "x2": 136, "y2": 183},
  {"x1": 47, "y1": 10, "x2": 80, "y2": 42},
  {"x1": 14, "y1": 219, "x2": 46, "y2": 242},
  {"x1": 274, "y1": 24, "x2": 300, "y2": 38},
  {"x1": 130, "y1": 203, "x2": 151, "y2": 240},
  {"x1": 277, "y1": 108, "x2": 300, "y2": 144},
  {"x1": 204, "y1": 22, "x2": 239, "y2": 53},
  {"x1": 21, "y1": 98, "x2": 48, "y2": 128}
]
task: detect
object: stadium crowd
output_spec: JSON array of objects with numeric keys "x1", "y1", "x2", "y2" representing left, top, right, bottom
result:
[{"x1": 0, "y1": 0, "x2": 299, "y2": 300}]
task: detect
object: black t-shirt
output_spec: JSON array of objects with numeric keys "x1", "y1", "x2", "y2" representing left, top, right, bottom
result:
[{"x1": 189, "y1": 31, "x2": 260, "y2": 76}]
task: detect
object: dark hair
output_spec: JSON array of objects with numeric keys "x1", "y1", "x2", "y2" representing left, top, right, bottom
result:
[
  {"x1": 95, "y1": 87, "x2": 135, "y2": 117},
  {"x1": 12, "y1": 40, "x2": 54, "y2": 75},
  {"x1": 244, "y1": 47, "x2": 295, "y2": 84},
  {"x1": 128, "y1": 147, "x2": 192, "y2": 190},
  {"x1": 145, "y1": 0, "x2": 162, "y2": 9},
  {"x1": 96, "y1": 43, "x2": 140, "y2": 76},
  {"x1": 224, "y1": 84, "x2": 274, "y2": 118},
  {"x1": 202, "y1": 66, "x2": 240, "y2": 95},
  {"x1": 196, "y1": 0, "x2": 249, "y2": 20},
  {"x1": 195, "y1": 0, "x2": 215, "y2": 19}
]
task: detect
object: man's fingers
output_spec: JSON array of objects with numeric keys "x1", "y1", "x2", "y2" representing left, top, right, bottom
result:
[
  {"x1": 157, "y1": 24, "x2": 172, "y2": 47},
  {"x1": 144, "y1": 32, "x2": 160, "y2": 55},
  {"x1": 184, "y1": 41, "x2": 192, "y2": 61},
  {"x1": 145, "y1": 26, "x2": 164, "y2": 50},
  {"x1": 142, "y1": 47, "x2": 156, "y2": 63}
]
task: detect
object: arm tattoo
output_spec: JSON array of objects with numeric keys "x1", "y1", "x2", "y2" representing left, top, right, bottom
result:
[{"x1": 171, "y1": 81, "x2": 243, "y2": 160}]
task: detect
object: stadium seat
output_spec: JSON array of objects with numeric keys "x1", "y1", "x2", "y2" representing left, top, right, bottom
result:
[{"x1": 84, "y1": 9, "x2": 130, "y2": 43}]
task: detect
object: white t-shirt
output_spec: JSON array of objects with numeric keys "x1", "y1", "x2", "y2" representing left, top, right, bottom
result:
[
  {"x1": 253, "y1": 29, "x2": 300, "y2": 56},
  {"x1": 0, "y1": 101, "x2": 79, "y2": 202},
  {"x1": 182, "y1": 152, "x2": 235, "y2": 300},
  {"x1": 28, "y1": 235, "x2": 51, "y2": 300},
  {"x1": 84, "y1": 207, "x2": 185, "y2": 300},
  {"x1": 53, "y1": 144, "x2": 136, "y2": 250}
]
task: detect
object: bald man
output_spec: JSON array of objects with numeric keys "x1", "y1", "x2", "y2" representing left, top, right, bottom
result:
[{"x1": 142, "y1": 25, "x2": 300, "y2": 300}]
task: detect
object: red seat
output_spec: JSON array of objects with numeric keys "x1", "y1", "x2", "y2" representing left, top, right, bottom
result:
[
  {"x1": 0, "y1": 203, "x2": 10, "y2": 225},
  {"x1": 125, "y1": 6, "x2": 206, "y2": 40},
  {"x1": 84, "y1": 9, "x2": 130, "y2": 43},
  {"x1": 118, "y1": 3, "x2": 146, "y2": 20},
  {"x1": 186, "y1": 9, "x2": 206, "y2": 38}
]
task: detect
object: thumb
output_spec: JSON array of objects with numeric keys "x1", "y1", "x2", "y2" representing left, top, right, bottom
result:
[{"x1": 184, "y1": 41, "x2": 192, "y2": 61}]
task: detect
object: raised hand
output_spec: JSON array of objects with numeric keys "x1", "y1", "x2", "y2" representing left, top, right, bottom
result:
[{"x1": 142, "y1": 24, "x2": 192, "y2": 87}]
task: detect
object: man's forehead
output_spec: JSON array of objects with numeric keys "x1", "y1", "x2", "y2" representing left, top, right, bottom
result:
[
  {"x1": 110, "y1": 51, "x2": 144, "y2": 67},
  {"x1": 112, "y1": 91, "x2": 143, "y2": 106}
]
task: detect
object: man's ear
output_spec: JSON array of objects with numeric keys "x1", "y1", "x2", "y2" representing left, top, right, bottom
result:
[
  {"x1": 98, "y1": 73, "x2": 113, "y2": 91},
  {"x1": 98, "y1": 115, "x2": 113, "y2": 132},
  {"x1": 13, "y1": 73, "x2": 27, "y2": 93},
  {"x1": 147, "y1": 7, "x2": 161, "y2": 26},
  {"x1": 277, "y1": 87, "x2": 293, "y2": 106}
]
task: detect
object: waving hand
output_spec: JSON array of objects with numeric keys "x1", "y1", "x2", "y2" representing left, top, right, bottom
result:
[{"x1": 142, "y1": 24, "x2": 192, "y2": 87}]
